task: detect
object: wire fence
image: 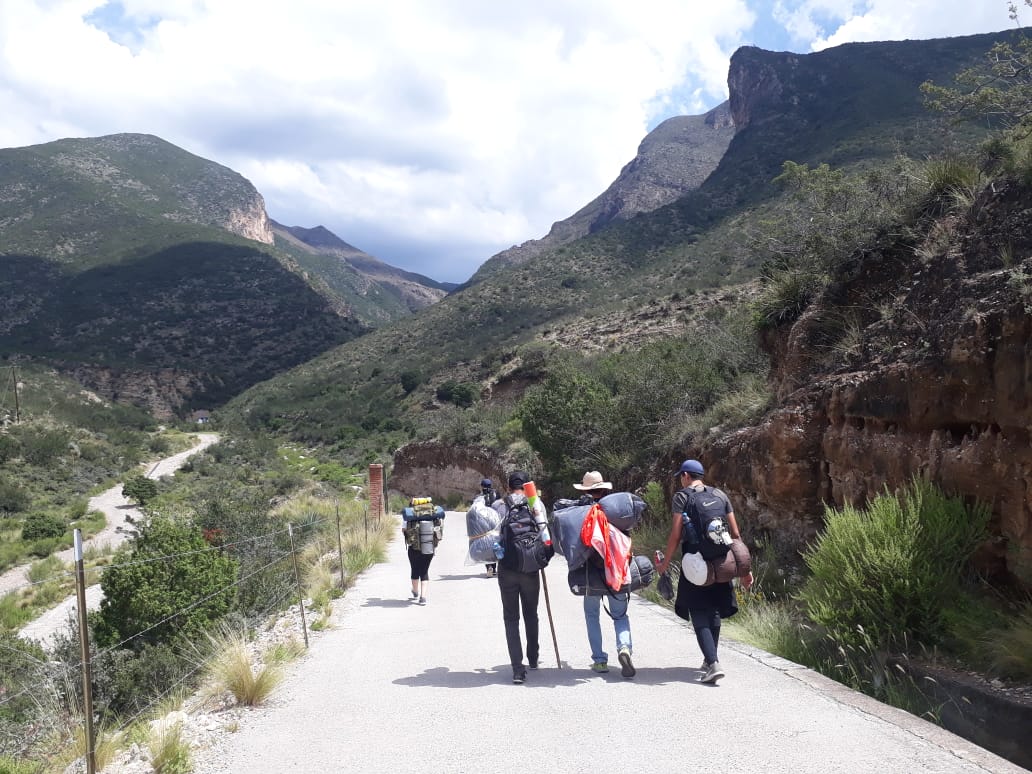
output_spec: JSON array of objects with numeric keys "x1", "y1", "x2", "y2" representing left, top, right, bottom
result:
[{"x1": 0, "y1": 497, "x2": 383, "y2": 773}]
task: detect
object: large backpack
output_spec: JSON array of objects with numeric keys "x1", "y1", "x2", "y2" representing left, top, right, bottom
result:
[
  {"x1": 680, "y1": 486, "x2": 733, "y2": 561},
  {"x1": 499, "y1": 495, "x2": 553, "y2": 573}
]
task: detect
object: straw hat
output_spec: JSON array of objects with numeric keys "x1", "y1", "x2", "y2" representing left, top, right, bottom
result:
[{"x1": 573, "y1": 470, "x2": 613, "y2": 491}]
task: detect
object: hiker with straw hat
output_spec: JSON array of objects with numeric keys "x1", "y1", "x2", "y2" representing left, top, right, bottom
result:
[{"x1": 572, "y1": 471, "x2": 636, "y2": 679}]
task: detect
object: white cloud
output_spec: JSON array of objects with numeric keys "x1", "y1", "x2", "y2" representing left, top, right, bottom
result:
[
  {"x1": 0, "y1": 0, "x2": 758, "y2": 280},
  {"x1": 0, "y1": 0, "x2": 1019, "y2": 280},
  {"x1": 772, "y1": 0, "x2": 1016, "y2": 51}
]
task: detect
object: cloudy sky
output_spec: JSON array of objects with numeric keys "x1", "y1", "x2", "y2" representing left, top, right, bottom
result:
[{"x1": 0, "y1": 0, "x2": 1020, "y2": 282}]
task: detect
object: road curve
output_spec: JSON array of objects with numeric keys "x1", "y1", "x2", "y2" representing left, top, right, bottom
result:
[
  {"x1": 192, "y1": 511, "x2": 1024, "y2": 774},
  {"x1": 7, "y1": 433, "x2": 219, "y2": 647}
]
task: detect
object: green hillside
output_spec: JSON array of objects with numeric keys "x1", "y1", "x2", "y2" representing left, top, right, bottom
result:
[{"x1": 224, "y1": 30, "x2": 1011, "y2": 470}]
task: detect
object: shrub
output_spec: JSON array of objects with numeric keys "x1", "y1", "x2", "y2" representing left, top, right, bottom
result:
[
  {"x1": 20, "y1": 513, "x2": 66, "y2": 541},
  {"x1": 0, "y1": 478, "x2": 30, "y2": 514},
  {"x1": 18, "y1": 428, "x2": 69, "y2": 466},
  {"x1": 799, "y1": 478, "x2": 989, "y2": 648},
  {"x1": 95, "y1": 513, "x2": 239, "y2": 648},
  {"x1": 122, "y1": 474, "x2": 158, "y2": 506},
  {"x1": 0, "y1": 435, "x2": 19, "y2": 464},
  {"x1": 149, "y1": 720, "x2": 192, "y2": 774}
]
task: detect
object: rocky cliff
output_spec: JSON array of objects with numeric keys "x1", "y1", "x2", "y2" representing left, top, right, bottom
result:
[
  {"x1": 390, "y1": 441, "x2": 509, "y2": 502},
  {"x1": 470, "y1": 102, "x2": 735, "y2": 280},
  {"x1": 700, "y1": 179, "x2": 1032, "y2": 590}
]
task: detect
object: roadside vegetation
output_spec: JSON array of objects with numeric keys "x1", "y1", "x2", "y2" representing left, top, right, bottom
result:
[{"x1": 2, "y1": 432, "x2": 392, "y2": 771}]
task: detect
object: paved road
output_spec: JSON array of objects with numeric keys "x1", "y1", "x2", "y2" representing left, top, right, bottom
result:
[
  {"x1": 7, "y1": 433, "x2": 219, "y2": 647},
  {"x1": 195, "y1": 512, "x2": 1025, "y2": 774}
]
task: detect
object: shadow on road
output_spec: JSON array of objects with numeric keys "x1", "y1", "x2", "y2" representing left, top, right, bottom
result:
[
  {"x1": 392, "y1": 664, "x2": 704, "y2": 689},
  {"x1": 362, "y1": 597, "x2": 416, "y2": 608}
]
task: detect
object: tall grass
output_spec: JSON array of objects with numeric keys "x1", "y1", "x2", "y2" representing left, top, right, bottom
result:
[
  {"x1": 986, "y1": 602, "x2": 1032, "y2": 680},
  {"x1": 149, "y1": 720, "x2": 192, "y2": 774},
  {"x1": 202, "y1": 626, "x2": 283, "y2": 707}
]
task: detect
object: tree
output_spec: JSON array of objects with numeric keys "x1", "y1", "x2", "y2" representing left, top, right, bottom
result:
[
  {"x1": 518, "y1": 366, "x2": 615, "y2": 481},
  {"x1": 122, "y1": 474, "x2": 158, "y2": 506},
  {"x1": 399, "y1": 369, "x2": 422, "y2": 394},
  {"x1": 95, "y1": 513, "x2": 239, "y2": 648},
  {"x1": 921, "y1": 17, "x2": 1032, "y2": 135}
]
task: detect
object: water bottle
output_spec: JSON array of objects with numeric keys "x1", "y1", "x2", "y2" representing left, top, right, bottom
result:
[{"x1": 492, "y1": 539, "x2": 505, "y2": 560}]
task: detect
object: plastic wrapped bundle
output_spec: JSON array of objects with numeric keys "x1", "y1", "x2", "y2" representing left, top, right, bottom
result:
[
  {"x1": 551, "y1": 503, "x2": 593, "y2": 570},
  {"x1": 465, "y1": 498, "x2": 501, "y2": 564}
]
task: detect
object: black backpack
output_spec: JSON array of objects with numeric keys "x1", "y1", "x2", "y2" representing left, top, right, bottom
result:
[
  {"x1": 499, "y1": 495, "x2": 553, "y2": 573},
  {"x1": 680, "y1": 486, "x2": 733, "y2": 561}
]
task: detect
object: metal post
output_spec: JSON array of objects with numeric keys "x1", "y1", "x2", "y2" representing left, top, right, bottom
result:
[
  {"x1": 287, "y1": 523, "x2": 310, "y2": 649},
  {"x1": 335, "y1": 501, "x2": 345, "y2": 590},
  {"x1": 73, "y1": 529, "x2": 96, "y2": 774}
]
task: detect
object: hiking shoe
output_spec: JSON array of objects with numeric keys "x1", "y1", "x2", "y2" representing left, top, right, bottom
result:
[
  {"x1": 591, "y1": 662, "x2": 609, "y2": 673},
  {"x1": 700, "y1": 661, "x2": 725, "y2": 684},
  {"x1": 418, "y1": 597, "x2": 427, "y2": 605},
  {"x1": 512, "y1": 669, "x2": 526, "y2": 684},
  {"x1": 618, "y1": 649, "x2": 636, "y2": 679}
]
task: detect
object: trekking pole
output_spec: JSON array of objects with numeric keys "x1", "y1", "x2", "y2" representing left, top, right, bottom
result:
[{"x1": 540, "y1": 569, "x2": 561, "y2": 668}]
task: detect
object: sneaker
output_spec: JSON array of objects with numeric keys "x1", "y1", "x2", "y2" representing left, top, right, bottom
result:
[
  {"x1": 700, "y1": 661, "x2": 725, "y2": 684},
  {"x1": 418, "y1": 597, "x2": 427, "y2": 605},
  {"x1": 411, "y1": 590, "x2": 419, "y2": 599},
  {"x1": 618, "y1": 649, "x2": 636, "y2": 679},
  {"x1": 591, "y1": 662, "x2": 609, "y2": 673},
  {"x1": 701, "y1": 659, "x2": 709, "y2": 670},
  {"x1": 512, "y1": 669, "x2": 526, "y2": 684}
]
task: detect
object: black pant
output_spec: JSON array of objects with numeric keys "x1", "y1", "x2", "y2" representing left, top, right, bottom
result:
[
  {"x1": 498, "y1": 566, "x2": 540, "y2": 669},
  {"x1": 690, "y1": 607, "x2": 721, "y2": 665},
  {"x1": 408, "y1": 548, "x2": 433, "y2": 581}
]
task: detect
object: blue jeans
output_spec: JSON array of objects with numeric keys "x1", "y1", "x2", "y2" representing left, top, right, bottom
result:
[{"x1": 583, "y1": 593, "x2": 631, "y2": 663}]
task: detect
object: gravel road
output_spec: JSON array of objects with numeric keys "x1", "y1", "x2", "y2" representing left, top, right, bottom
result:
[
  {"x1": 4, "y1": 433, "x2": 219, "y2": 647},
  {"x1": 192, "y1": 511, "x2": 1024, "y2": 774}
]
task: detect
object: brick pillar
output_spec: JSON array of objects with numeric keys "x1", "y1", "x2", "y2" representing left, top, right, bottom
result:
[{"x1": 368, "y1": 463, "x2": 385, "y2": 520}]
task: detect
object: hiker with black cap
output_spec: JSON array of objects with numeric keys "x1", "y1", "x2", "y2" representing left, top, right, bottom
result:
[
  {"x1": 478, "y1": 477, "x2": 501, "y2": 577},
  {"x1": 492, "y1": 470, "x2": 549, "y2": 684},
  {"x1": 656, "y1": 459, "x2": 753, "y2": 684},
  {"x1": 572, "y1": 470, "x2": 636, "y2": 678}
]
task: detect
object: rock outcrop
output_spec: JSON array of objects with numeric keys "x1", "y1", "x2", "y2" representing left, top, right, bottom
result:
[
  {"x1": 700, "y1": 180, "x2": 1032, "y2": 589},
  {"x1": 390, "y1": 441, "x2": 509, "y2": 502}
]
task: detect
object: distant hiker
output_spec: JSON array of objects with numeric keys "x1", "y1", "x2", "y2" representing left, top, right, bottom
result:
[
  {"x1": 571, "y1": 470, "x2": 635, "y2": 678},
  {"x1": 479, "y1": 477, "x2": 501, "y2": 577},
  {"x1": 655, "y1": 459, "x2": 752, "y2": 684},
  {"x1": 493, "y1": 470, "x2": 552, "y2": 684},
  {"x1": 402, "y1": 497, "x2": 444, "y2": 606}
]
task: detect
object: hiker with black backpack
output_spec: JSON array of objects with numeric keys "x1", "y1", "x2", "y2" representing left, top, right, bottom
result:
[
  {"x1": 492, "y1": 470, "x2": 555, "y2": 684},
  {"x1": 569, "y1": 471, "x2": 636, "y2": 679},
  {"x1": 655, "y1": 459, "x2": 753, "y2": 684}
]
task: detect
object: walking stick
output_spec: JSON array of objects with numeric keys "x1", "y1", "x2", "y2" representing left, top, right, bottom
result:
[{"x1": 540, "y1": 568, "x2": 561, "y2": 668}]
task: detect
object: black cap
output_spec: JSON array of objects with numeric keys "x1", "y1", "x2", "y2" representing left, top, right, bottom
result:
[
  {"x1": 508, "y1": 471, "x2": 529, "y2": 489},
  {"x1": 480, "y1": 478, "x2": 493, "y2": 488}
]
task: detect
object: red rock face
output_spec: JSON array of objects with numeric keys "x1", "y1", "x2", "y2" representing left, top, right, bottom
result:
[
  {"x1": 703, "y1": 182, "x2": 1032, "y2": 590},
  {"x1": 390, "y1": 441, "x2": 508, "y2": 504}
]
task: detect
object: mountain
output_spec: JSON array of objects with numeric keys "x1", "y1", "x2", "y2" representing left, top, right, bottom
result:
[
  {"x1": 226, "y1": 29, "x2": 1011, "y2": 448},
  {"x1": 0, "y1": 134, "x2": 374, "y2": 415},
  {"x1": 270, "y1": 220, "x2": 456, "y2": 320},
  {"x1": 470, "y1": 101, "x2": 735, "y2": 282}
]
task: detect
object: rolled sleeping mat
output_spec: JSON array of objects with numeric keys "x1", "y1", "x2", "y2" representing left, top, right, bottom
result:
[
  {"x1": 683, "y1": 539, "x2": 752, "y2": 586},
  {"x1": 597, "y1": 492, "x2": 646, "y2": 533},
  {"x1": 418, "y1": 519, "x2": 436, "y2": 555}
]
